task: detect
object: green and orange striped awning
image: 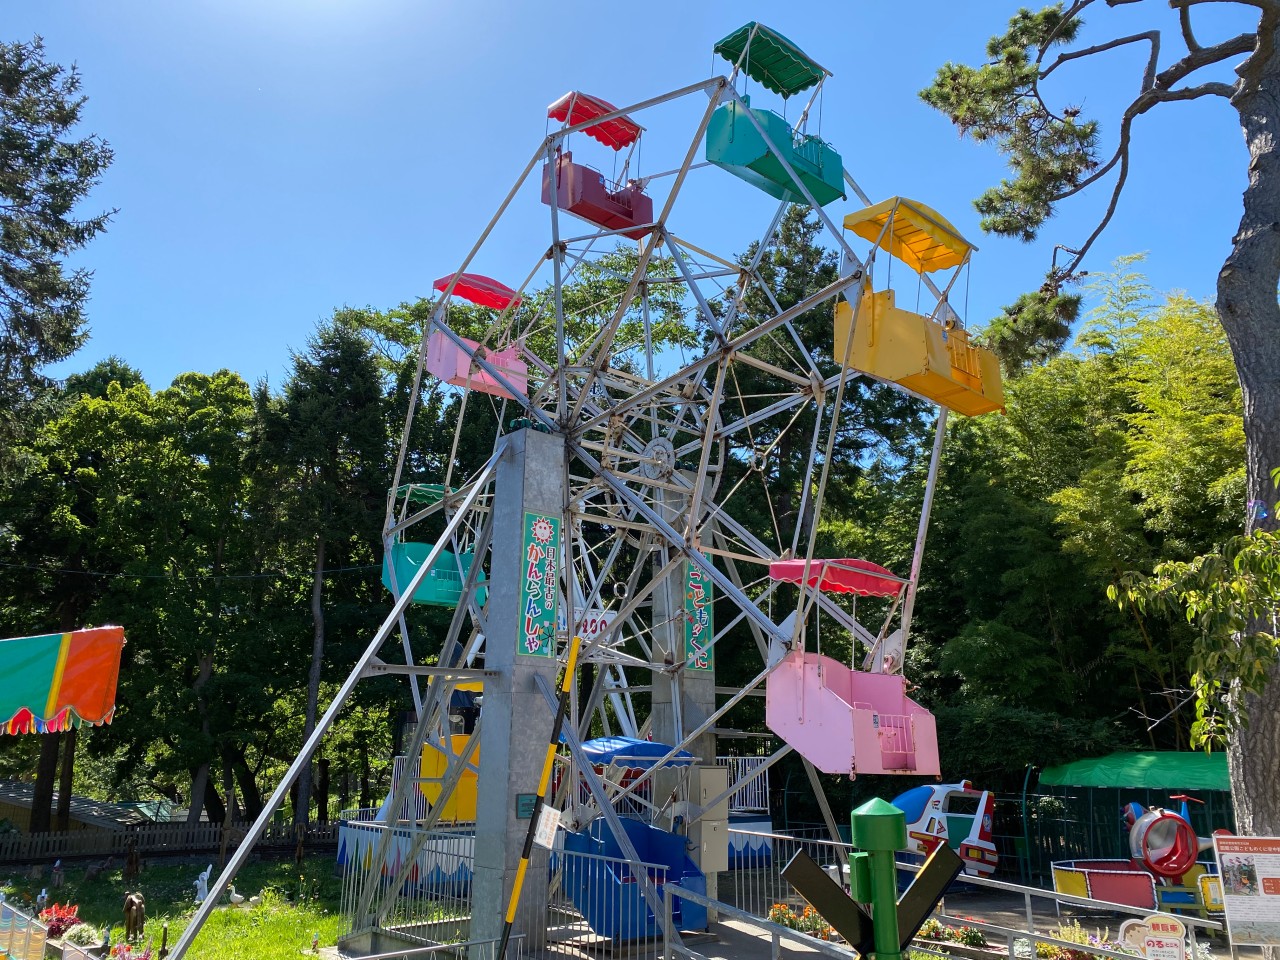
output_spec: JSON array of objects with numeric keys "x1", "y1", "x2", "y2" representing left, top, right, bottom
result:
[{"x1": 0, "y1": 626, "x2": 125, "y2": 735}]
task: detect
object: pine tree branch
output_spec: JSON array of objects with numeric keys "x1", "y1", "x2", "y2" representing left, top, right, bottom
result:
[
  {"x1": 1170, "y1": 0, "x2": 1280, "y2": 12},
  {"x1": 1154, "y1": 81, "x2": 1238, "y2": 100},
  {"x1": 1041, "y1": 32, "x2": 1161, "y2": 87},
  {"x1": 1043, "y1": 31, "x2": 1251, "y2": 205},
  {"x1": 1058, "y1": 124, "x2": 1133, "y2": 276},
  {"x1": 1234, "y1": 9, "x2": 1278, "y2": 99},
  {"x1": 1154, "y1": 31, "x2": 1255, "y2": 88},
  {"x1": 1178, "y1": 5, "x2": 1203, "y2": 52}
]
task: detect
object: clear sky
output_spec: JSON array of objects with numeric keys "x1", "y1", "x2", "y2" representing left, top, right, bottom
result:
[{"x1": 7, "y1": 0, "x2": 1255, "y2": 390}]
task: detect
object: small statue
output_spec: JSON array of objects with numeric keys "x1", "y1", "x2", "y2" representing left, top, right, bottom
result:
[
  {"x1": 35, "y1": 887, "x2": 48, "y2": 912},
  {"x1": 311, "y1": 931, "x2": 320, "y2": 953},
  {"x1": 84, "y1": 855, "x2": 114, "y2": 883},
  {"x1": 51, "y1": 859, "x2": 64, "y2": 888},
  {"x1": 193, "y1": 864, "x2": 211, "y2": 903},
  {"x1": 123, "y1": 891, "x2": 146, "y2": 942},
  {"x1": 123, "y1": 838, "x2": 141, "y2": 884}
]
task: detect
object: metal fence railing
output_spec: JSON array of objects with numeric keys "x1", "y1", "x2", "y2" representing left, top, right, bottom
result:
[
  {"x1": 716, "y1": 756, "x2": 771, "y2": 813},
  {"x1": 994, "y1": 789, "x2": 1237, "y2": 885},
  {"x1": 0, "y1": 900, "x2": 48, "y2": 960},
  {"x1": 339, "y1": 822, "x2": 474, "y2": 943},
  {"x1": 338, "y1": 807, "x2": 384, "y2": 823},
  {"x1": 664, "y1": 882, "x2": 855, "y2": 960},
  {"x1": 720, "y1": 828, "x2": 853, "y2": 920},
  {"x1": 676, "y1": 831, "x2": 1227, "y2": 960},
  {"x1": 546, "y1": 846, "x2": 669, "y2": 958}
]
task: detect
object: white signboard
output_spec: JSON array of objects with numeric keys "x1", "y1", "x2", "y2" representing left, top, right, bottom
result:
[
  {"x1": 558, "y1": 608, "x2": 619, "y2": 642},
  {"x1": 1215, "y1": 835, "x2": 1280, "y2": 945},
  {"x1": 533, "y1": 804, "x2": 561, "y2": 849}
]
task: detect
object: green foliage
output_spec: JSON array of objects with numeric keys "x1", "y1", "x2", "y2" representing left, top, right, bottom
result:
[
  {"x1": 905, "y1": 259, "x2": 1244, "y2": 761},
  {"x1": 981, "y1": 284, "x2": 1081, "y2": 374},
  {"x1": 919, "y1": 4, "x2": 1107, "y2": 371},
  {"x1": 0, "y1": 38, "x2": 114, "y2": 457},
  {"x1": 921, "y1": 5, "x2": 1095, "y2": 242},
  {"x1": 1, "y1": 856, "x2": 343, "y2": 960},
  {"x1": 1112, "y1": 484, "x2": 1280, "y2": 747}
]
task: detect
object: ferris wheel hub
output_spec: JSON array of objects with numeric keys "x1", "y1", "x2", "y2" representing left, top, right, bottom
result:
[{"x1": 640, "y1": 437, "x2": 677, "y2": 480}]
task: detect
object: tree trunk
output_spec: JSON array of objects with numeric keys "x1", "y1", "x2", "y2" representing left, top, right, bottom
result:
[
  {"x1": 234, "y1": 753, "x2": 264, "y2": 820},
  {"x1": 1218, "y1": 47, "x2": 1280, "y2": 840},
  {"x1": 316, "y1": 758, "x2": 330, "y2": 824},
  {"x1": 187, "y1": 764, "x2": 209, "y2": 823},
  {"x1": 203, "y1": 776, "x2": 226, "y2": 825},
  {"x1": 29, "y1": 733, "x2": 61, "y2": 833},
  {"x1": 294, "y1": 535, "x2": 327, "y2": 828},
  {"x1": 55, "y1": 727, "x2": 77, "y2": 831}
]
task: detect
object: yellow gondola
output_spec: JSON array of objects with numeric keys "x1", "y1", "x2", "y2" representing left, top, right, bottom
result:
[{"x1": 833, "y1": 197, "x2": 1005, "y2": 417}]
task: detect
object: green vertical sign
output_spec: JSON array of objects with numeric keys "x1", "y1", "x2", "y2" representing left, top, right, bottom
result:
[
  {"x1": 518, "y1": 512, "x2": 560, "y2": 657},
  {"x1": 684, "y1": 561, "x2": 713, "y2": 671}
]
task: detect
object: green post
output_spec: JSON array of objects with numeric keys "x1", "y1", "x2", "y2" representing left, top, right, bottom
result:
[{"x1": 851, "y1": 798, "x2": 907, "y2": 960}]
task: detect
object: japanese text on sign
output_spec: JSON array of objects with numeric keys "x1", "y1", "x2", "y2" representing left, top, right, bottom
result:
[
  {"x1": 1215, "y1": 835, "x2": 1280, "y2": 946},
  {"x1": 518, "y1": 513, "x2": 561, "y2": 658},
  {"x1": 684, "y1": 562, "x2": 713, "y2": 671}
]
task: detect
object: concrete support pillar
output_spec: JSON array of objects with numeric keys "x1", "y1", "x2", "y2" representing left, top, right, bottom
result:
[{"x1": 472, "y1": 429, "x2": 565, "y2": 949}]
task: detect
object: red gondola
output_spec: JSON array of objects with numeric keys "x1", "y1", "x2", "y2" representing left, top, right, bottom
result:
[{"x1": 543, "y1": 91, "x2": 654, "y2": 239}]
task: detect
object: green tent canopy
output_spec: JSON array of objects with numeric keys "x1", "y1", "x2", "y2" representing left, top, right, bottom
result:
[
  {"x1": 713, "y1": 22, "x2": 830, "y2": 97},
  {"x1": 1039, "y1": 751, "x2": 1229, "y2": 792}
]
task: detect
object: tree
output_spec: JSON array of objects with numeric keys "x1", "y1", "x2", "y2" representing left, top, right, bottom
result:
[
  {"x1": 254, "y1": 321, "x2": 390, "y2": 827},
  {"x1": 0, "y1": 38, "x2": 113, "y2": 459},
  {"x1": 922, "y1": 3, "x2": 1280, "y2": 835}
]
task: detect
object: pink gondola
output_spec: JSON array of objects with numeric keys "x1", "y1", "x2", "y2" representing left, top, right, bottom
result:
[
  {"x1": 765, "y1": 558, "x2": 939, "y2": 776},
  {"x1": 425, "y1": 331, "x2": 528, "y2": 402}
]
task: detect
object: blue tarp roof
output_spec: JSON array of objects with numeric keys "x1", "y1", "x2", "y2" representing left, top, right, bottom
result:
[{"x1": 581, "y1": 736, "x2": 694, "y2": 770}]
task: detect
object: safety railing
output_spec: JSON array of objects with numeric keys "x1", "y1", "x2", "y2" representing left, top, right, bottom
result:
[
  {"x1": 722, "y1": 828, "x2": 1223, "y2": 955},
  {"x1": 664, "y1": 882, "x2": 856, "y2": 960},
  {"x1": 925, "y1": 862, "x2": 1223, "y2": 956},
  {"x1": 722, "y1": 828, "x2": 854, "y2": 920},
  {"x1": 338, "y1": 821, "x2": 474, "y2": 943},
  {"x1": 546, "y1": 846, "x2": 669, "y2": 958},
  {"x1": 0, "y1": 901, "x2": 48, "y2": 960},
  {"x1": 338, "y1": 806, "x2": 384, "y2": 823},
  {"x1": 716, "y1": 756, "x2": 771, "y2": 813}
]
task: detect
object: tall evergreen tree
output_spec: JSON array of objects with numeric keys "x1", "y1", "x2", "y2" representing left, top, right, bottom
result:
[
  {"x1": 255, "y1": 321, "x2": 390, "y2": 827},
  {"x1": 0, "y1": 38, "x2": 114, "y2": 460}
]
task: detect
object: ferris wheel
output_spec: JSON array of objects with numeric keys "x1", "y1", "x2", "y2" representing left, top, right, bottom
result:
[{"x1": 172, "y1": 21, "x2": 1006, "y2": 959}]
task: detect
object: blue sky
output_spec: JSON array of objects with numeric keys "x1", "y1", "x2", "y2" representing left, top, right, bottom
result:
[{"x1": 8, "y1": 0, "x2": 1254, "y2": 389}]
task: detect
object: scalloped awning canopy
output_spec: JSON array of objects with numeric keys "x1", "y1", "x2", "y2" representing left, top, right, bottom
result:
[
  {"x1": 768, "y1": 558, "x2": 903, "y2": 597},
  {"x1": 843, "y1": 197, "x2": 975, "y2": 274},
  {"x1": 1, "y1": 626, "x2": 125, "y2": 735},
  {"x1": 547, "y1": 91, "x2": 643, "y2": 151},
  {"x1": 714, "y1": 22, "x2": 829, "y2": 97}
]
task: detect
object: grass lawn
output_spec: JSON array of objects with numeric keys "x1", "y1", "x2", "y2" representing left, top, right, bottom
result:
[{"x1": 2, "y1": 854, "x2": 345, "y2": 959}]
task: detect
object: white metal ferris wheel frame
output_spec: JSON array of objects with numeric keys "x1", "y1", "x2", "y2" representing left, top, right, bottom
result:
[{"x1": 170, "y1": 69, "x2": 969, "y2": 959}]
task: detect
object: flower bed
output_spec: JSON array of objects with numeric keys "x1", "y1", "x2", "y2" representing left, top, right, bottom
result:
[{"x1": 769, "y1": 902, "x2": 836, "y2": 941}]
